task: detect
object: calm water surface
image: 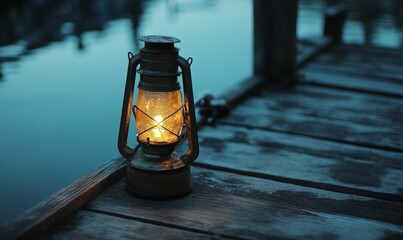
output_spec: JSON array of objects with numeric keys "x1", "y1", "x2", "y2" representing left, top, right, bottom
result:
[{"x1": 0, "y1": 0, "x2": 401, "y2": 224}]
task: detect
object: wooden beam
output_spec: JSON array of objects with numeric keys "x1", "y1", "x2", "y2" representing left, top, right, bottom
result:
[
  {"x1": 253, "y1": 0, "x2": 298, "y2": 85},
  {"x1": 323, "y1": 4, "x2": 347, "y2": 42},
  {"x1": 297, "y1": 37, "x2": 333, "y2": 68},
  {"x1": 0, "y1": 157, "x2": 126, "y2": 240}
]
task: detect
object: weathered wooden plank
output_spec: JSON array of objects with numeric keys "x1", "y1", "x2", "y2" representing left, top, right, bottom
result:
[
  {"x1": 309, "y1": 49, "x2": 403, "y2": 74},
  {"x1": 300, "y1": 69, "x2": 403, "y2": 98},
  {"x1": 84, "y1": 168, "x2": 403, "y2": 240},
  {"x1": 261, "y1": 85, "x2": 403, "y2": 131},
  {"x1": 304, "y1": 63, "x2": 403, "y2": 84},
  {"x1": 40, "y1": 210, "x2": 215, "y2": 240},
  {"x1": 219, "y1": 85, "x2": 403, "y2": 152},
  {"x1": 196, "y1": 125, "x2": 403, "y2": 200},
  {"x1": 330, "y1": 44, "x2": 403, "y2": 64},
  {"x1": 0, "y1": 157, "x2": 126, "y2": 240},
  {"x1": 335, "y1": 44, "x2": 403, "y2": 58},
  {"x1": 299, "y1": 42, "x2": 403, "y2": 97}
]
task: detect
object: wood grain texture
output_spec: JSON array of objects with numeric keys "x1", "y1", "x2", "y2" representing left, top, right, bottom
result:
[
  {"x1": 300, "y1": 45, "x2": 403, "y2": 96},
  {"x1": 317, "y1": 45, "x2": 403, "y2": 67},
  {"x1": 300, "y1": 69, "x2": 403, "y2": 98},
  {"x1": 220, "y1": 84, "x2": 403, "y2": 152},
  {"x1": 0, "y1": 157, "x2": 126, "y2": 240},
  {"x1": 307, "y1": 54, "x2": 403, "y2": 77},
  {"x1": 334, "y1": 44, "x2": 403, "y2": 58},
  {"x1": 84, "y1": 168, "x2": 403, "y2": 240},
  {"x1": 196, "y1": 125, "x2": 403, "y2": 200},
  {"x1": 303, "y1": 63, "x2": 403, "y2": 84},
  {"x1": 40, "y1": 210, "x2": 215, "y2": 240}
]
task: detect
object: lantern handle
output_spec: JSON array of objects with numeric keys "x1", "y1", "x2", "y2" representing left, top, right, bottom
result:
[
  {"x1": 178, "y1": 56, "x2": 199, "y2": 164},
  {"x1": 118, "y1": 52, "x2": 141, "y2": 160}
]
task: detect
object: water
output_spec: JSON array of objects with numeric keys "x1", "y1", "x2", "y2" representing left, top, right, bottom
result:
[
  {"x1": 0, "y1": 0, "x2": 401, "y2": 225},
  {"x1": 298, "y1": 0, "x2": 403, "y2": 47}
]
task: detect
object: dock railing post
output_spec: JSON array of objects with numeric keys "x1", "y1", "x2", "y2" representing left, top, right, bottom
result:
[
  {"x1": 253, "y1": 0, "x2": 298, "y2": 85},
  {"x1": 323, "y1": 4, "x2": 347, "y2": 42}
]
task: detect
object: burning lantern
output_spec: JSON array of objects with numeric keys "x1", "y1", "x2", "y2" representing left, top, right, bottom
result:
[{"x1": 118, "y1": 35, "x2": 199, "y2": 199}]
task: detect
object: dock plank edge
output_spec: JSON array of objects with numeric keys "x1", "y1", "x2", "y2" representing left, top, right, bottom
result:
[{"x1": 0, "y1": 157, "x2": 126, "y2": 240}]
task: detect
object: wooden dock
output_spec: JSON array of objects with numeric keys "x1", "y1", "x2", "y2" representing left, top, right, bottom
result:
[
  {"x1": 2, "y1": 2, "x2": 403, "y2": 238},
  {"x1": 1, "y1": 38, "x2": 402, "y2": 239}
]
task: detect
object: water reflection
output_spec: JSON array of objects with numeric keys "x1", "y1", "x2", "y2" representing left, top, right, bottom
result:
[
  {"x1": 0, "y1": 0, "x2": 145, "y2": 48},
  {"x1": 165, "y1": 0, "x2": 217, "y2": 15},
  {"x1": 298, "y1": 0, "x2": 402, "y2": 47},
  {"x1": 327, "y1": 0, "x2": 402, "y2": 46},
  {"x1": 345, "y1": 0, "x2": 402, "y2": 46},
  {"x1": 0, "y1": 0, "x2": 147, "y2": 79}
]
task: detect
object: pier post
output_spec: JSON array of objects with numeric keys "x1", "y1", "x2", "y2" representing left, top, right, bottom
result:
[
  {"x1": 253, "y1": 0, "x2": 298, "y2": 85},
  {"x1": 323, "y1": 4, "x2": 347, "y2": 42}
]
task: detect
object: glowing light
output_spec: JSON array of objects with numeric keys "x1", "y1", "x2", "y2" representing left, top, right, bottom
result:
[
  {"x1": 135, "y1": 89, "x2": 183, "y2": 144},
  {"x1": 155, "y1": 115, "x2": 163, "y2": 125}
]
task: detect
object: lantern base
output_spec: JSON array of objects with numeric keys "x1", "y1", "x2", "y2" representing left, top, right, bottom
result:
[{"x1": 125, "y1": 163, "x2": 191, "y2": 200}]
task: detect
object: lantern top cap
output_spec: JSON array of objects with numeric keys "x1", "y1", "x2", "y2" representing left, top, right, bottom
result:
[{"x1": 139, "y1": 35, "x2": 181, "y2": 44}]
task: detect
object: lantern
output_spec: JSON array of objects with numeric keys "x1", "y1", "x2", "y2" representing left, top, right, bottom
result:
[{"x1": 118, "y1": 35, "x2": 199, "y2": 199}]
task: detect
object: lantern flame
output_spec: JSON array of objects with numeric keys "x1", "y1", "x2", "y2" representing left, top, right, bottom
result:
[{"x1": 155, "y1": 115, "x2": 163, "y2": 125}]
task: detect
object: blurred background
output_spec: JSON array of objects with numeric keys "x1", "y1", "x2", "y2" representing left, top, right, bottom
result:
[{"x1": 0, "y1": 0, "x2": 402, "y2": 225}]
